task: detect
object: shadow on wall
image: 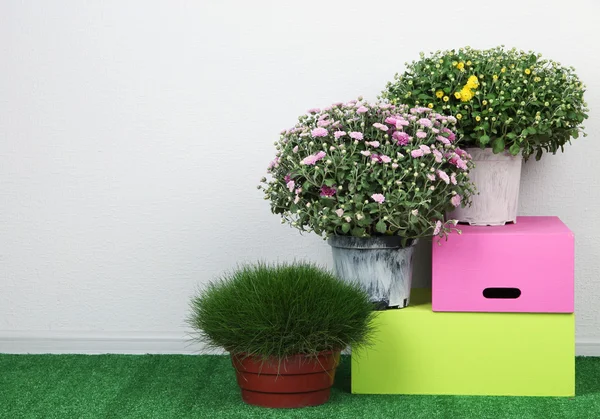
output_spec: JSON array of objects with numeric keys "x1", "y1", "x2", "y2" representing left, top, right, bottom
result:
[{"x1": 413, "y1": 238, "x2": 433, "y2": 288}]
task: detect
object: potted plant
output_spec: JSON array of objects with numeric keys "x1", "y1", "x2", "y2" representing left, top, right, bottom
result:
[
  {"x1": 188, "y1": 262, "x2": 374, "y2": 408},
  {"x1": 260, "y1": 99, "x2": 474, "y2": 308},
  {"x1": 382, "y1": 46, "x2": 589, "y2": 225}
]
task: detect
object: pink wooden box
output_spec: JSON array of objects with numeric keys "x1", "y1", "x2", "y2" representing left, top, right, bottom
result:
[{"x1": 432, "y1": 216, "x2": 574, "y2": 313}]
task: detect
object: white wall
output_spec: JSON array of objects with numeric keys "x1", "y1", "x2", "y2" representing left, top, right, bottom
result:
[{"x1": 1, "y1": 0, "x2": 599, "y2": 355}]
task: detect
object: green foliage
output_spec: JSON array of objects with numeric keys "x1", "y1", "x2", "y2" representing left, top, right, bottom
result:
[
  {"x1": 259, "y1": 99, "x2": 475, "y2": 240},
  {"x1": 382, "y1": 46, "x2": 589, "y2": 160},
  {"x1": 188, "y1": 262, "x2": 376, "y2": 359}
]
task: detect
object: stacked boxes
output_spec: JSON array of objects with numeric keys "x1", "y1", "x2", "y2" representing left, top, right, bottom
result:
[{"x1": 351, "y1": 216, "x2": 575, "y2": 396}]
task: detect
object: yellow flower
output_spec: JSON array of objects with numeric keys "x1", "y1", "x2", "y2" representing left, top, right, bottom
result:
[
  {"x1": 428, "y1": 103, "x2": 434, "y2": 109},
  {"x1": 466, "y1": 60, "x2": 472, "y2": 66},
  {"x1": 452, "y1": 61, "x2": 458, "y2": 66},
  {"x1": 525, "y1": 68, "x2": 531, "y2": 75},
  {"x1": 492, "y1": 75, "x2": 499, "y2": 81},
  {"x1": 459, "y1": 87, "x2": 474, "y2": 102},
  {"x1": 457, "y1": 62, "x2": 465, "y2": 70},
  {"x1": 501, "y1": 67, "x2": 506, "y2": 73},
  {"x1": 443, "y1": 95, "x2": 449, "y2": 102},
  {"x1": 456, "y1": 113, "x2": 463, "y2": 120},
  {"x1": 454, "y1": 92, "x2": 462, "y2": 99},
  {"x1": 482, "y1": 100, "x2": 488, "y2": 105},
  {"x1": 466, "y1": 75, "x2": 479, "y2": 89},
  {"x1": 475, "y1": 115, "x2": 481, "y2": 122},
  {"x1": 436, "y1": 90, "x2": 444, "y2": 98}
]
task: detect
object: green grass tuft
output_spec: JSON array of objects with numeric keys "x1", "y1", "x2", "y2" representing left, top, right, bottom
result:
[{"x1": 188, "y1": 262, "x2": 376, "y2": 359}]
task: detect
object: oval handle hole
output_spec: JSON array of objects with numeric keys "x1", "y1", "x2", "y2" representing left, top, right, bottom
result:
[{"x1": 483, "y1": 287, "x2": 521, "y2": 299}]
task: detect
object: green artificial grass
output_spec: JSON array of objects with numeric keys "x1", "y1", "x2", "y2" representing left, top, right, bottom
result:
[
  {"x1": 1, "y1": 355, "x2": 599, "y2": 419},
  {"x1": 189, "y1": 262, "x2": 374, "y2": 358}
]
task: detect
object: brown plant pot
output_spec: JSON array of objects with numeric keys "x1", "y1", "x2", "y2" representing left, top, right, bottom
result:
[{"x1": 231, "y1": 351, "x2": 341, "y2": 408}]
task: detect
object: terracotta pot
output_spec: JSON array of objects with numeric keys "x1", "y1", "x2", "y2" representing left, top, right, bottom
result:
[{"x1": 231, "y1": 351, "x2": 341, "y2": 408}]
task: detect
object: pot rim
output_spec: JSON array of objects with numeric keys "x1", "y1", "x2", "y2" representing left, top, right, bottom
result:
[{"x1": 328, "y1": 235, "x2": 418, "y2": 250}]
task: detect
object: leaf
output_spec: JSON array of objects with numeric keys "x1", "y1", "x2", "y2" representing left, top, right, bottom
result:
[
  {"x1": 506, "y1": 132, "x2": 517, "y2": 139},
  {"x1": 375, "y1": 220, "x2": 387, "y2": 234},
  {"x1": 509, "y1": 143, "x2": 521, "y2": 156},
  {"x1": 479, "y1": 135, "x2": 491, "y2": 145},
  {"x1": 341, "y1": 223, "x2": 351, "y2": 234},
  {"x1": 324, "y1": 179, "x2": 336, "y2": 187},
  {"x1": 351, "y1": 227, "x2": 366, "y2": 237},
  {"x1": 492, "y1": 137, "x2": 505, "y2": 153},
  {"x1": 535, "y1": 149, "x2": 543, "y2": 160},
  {"x1": 527, "y1": 127, "x2": 537, "y2": 135}
]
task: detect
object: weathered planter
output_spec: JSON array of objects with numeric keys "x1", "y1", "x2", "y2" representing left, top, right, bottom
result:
[
  {"x1": 231, "y1": 351, "x2": 341, "y2": 408},
  {"x1": 328, "y1": 236, "x2": 417, "y2": 309},
  {"x1": 449, "y1": 147, "x2": 522, "y2": 226}
]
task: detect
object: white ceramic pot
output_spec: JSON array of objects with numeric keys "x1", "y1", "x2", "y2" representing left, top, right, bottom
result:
[
  {"x1": 328, "y1": 236, "x2": 417, "y2": 310},
  {"x1": 449, "y1": 147, "x2": 522, "y2": 226}
]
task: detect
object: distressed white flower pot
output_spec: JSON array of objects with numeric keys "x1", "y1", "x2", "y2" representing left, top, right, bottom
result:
[
  {"x1": 449, "y1": 147, "x2": 522, "y2": 226},
  {"x1": 328, "y1": 236, "x2": 417, "y2": 310}
]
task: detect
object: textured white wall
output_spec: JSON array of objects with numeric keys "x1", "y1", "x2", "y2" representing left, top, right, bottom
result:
[{"x1": 1, "y1": 0, "x2": 599, "y2": 354}]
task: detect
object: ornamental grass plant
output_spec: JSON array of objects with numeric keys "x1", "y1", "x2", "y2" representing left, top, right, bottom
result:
[
  {"x1": 382, "y1": 46, "x2": 589, "y2": 160},
  {"x1": 259, "y1": 99, "x2": 475, "y2": 242},
  {"x1": 188, "y1": 262, "x2": 375, "y2": 359}
]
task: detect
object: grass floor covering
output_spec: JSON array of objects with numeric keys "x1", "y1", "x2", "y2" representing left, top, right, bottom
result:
[{"x1": 1, "y1": 355, "x2": 599, "y2": 419}]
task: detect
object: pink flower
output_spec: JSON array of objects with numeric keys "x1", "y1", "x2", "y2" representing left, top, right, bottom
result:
[
  {"x1": 385, "y1": 116, "x2": 397, "y2": 125},
  {"x1": 433, "y1": 149, "x2": 444, "y2": 163},
  {"x1": 292, "y1": 145, "x2": 299, "y2": 153},
  {"x1": 437, "y1": 170, "x2": 450, "y2": 184},
  {"x1": 294, "y1": 195, "x2": 300, "y2": 204},
  {"x1": 317, "y1": 119, "x2": 332, "y2": 127},
  {"x1": 307, "y1": 108, "x2": 320, "y2": 114},
  {"x1": 419, "y1": 145, "x2": 431, "y2": 155},
  {"x1": 357, "y1": 106, "x2": 368, "y2": 114},
  {"x1": 431, "y1": 128, "x2": 439, "y2": 134},
  {"x1": 286, "y1": 180, "x2": 296, "y2": 192},
  {"x1": 267, "y1": 157, "x2": 280, "y2": 169},
  {"x1": 442, "y1": 128, "x2": 456, "y2": 142},
  {"x1": 334, "y1": 131, "x2": 346, "y2": 139},
  {"x1": 416, "y1": 131, "x2": 427, "y2": 139},
  {"x1": 371, "y1": 193, "x2": 385, "y2": 204},
  {"x1": 311, "y1": 127, "x2": 328, "y2": 137},
  {"x1": 427, "y1": 173, "x2": 436, "y2": 181},
  {"x1": 373, "y1": 123, "x2": 388, "y2": 131},
  {"x1": 335, "y1": 208, "x2": 344, "y2": 217},
  {"x1": 449, "y1": 154, "x2": 469, "y2": 170},
  {"x1": 367, "y1": 141, "x2": 380, "y2": 148},
  {"x1": 411, "y1": 149, "x2": 424, "y2": 158},
  {"x1": 395, "y1": 118, "x2": 409, "y2": 128},
  {"x1": 391, "y1": 163, "x2": 399, "y2": 169},
  {"x1": 451, "y1": 194, "x2": 462, "y2": 207},
  {"x1": 447, "y1": 116, "x2": 457, "y2": 124},
  {"x1": 361, "y1": 150, "x2": 371, "y2": 157},
  {"x1": 349, "y1": 131, "x2": 364, "y2": 140},
  {"x1": 437, "y1": 135, "x2": 451, "y2": 145},
  {"x1": 450, "y1": 173, "x2": 457, "y2": 185},
  {"x1": 284, "y1": 174, "x2": 291, "y2": 183},
  {"x1": 380, "y1": 155, "x2": 392, "y2": 163},
  {"x1": 455, "y1": 148, "x2": 471, "y2": 159},
  {"x1": 300, "y1": 151, "x2": 326, "y2": 165},
  {"x1": 418, "y1": 118, "x2": 433, "y2": 128},
  {"x1": 433, "y1": 220, "x2": 442, "y2": 236},
  {"x1": 320, "y1": 186, "x2": 337, "y2": 197},
  {"x1": 393, "y1": 131, "x2": 411, "y2": 145}
]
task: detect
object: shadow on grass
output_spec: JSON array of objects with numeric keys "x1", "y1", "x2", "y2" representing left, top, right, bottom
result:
[
  {"x1": 332, "y1": 355, "x2": 351, "y2": 393},
  {"x1": 575, "y1": 357, "x2": 600, "y2": 396}
]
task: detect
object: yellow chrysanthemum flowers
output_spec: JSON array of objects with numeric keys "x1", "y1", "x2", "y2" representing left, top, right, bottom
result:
[
  {"x1": 443, "y1": 96, "x2": 449, "y2": 102},
  {"x1": 460, "y1": 87, "x2": 474, "y2": 102},
  {"x1": 482, "y1": 100, "x2": 488, "y2": 106},
  {"x1": 428, "y1": 103, "x2": 434, "y2": 108},
  {"x1": 436, "y1": 90, "x2": 444, "y2": 98},
  {"x1": 454, "y1": 92, "x2": 462, "y2": 99},
  {"x1": 525, "y1": 68, "x2": 531, "y2": 74},
  {"x1": 492, "y1": 75, "x2": 499, "y2": 81},
  {"x1": 501, "y1": 67, "x2": 506, "y2": 73},
  {"x1": 475, "y1": 116, "x2": 481, "y2": 121},
  {"x1": 466, "y1": 75, "x2": 479, "y2": 89},
  {"x1": 456, "y1": 113, "x2": 463, "y2": 120},
  {"x1": 457, "y1": 62, "x2": 465, "y2": 70}
]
